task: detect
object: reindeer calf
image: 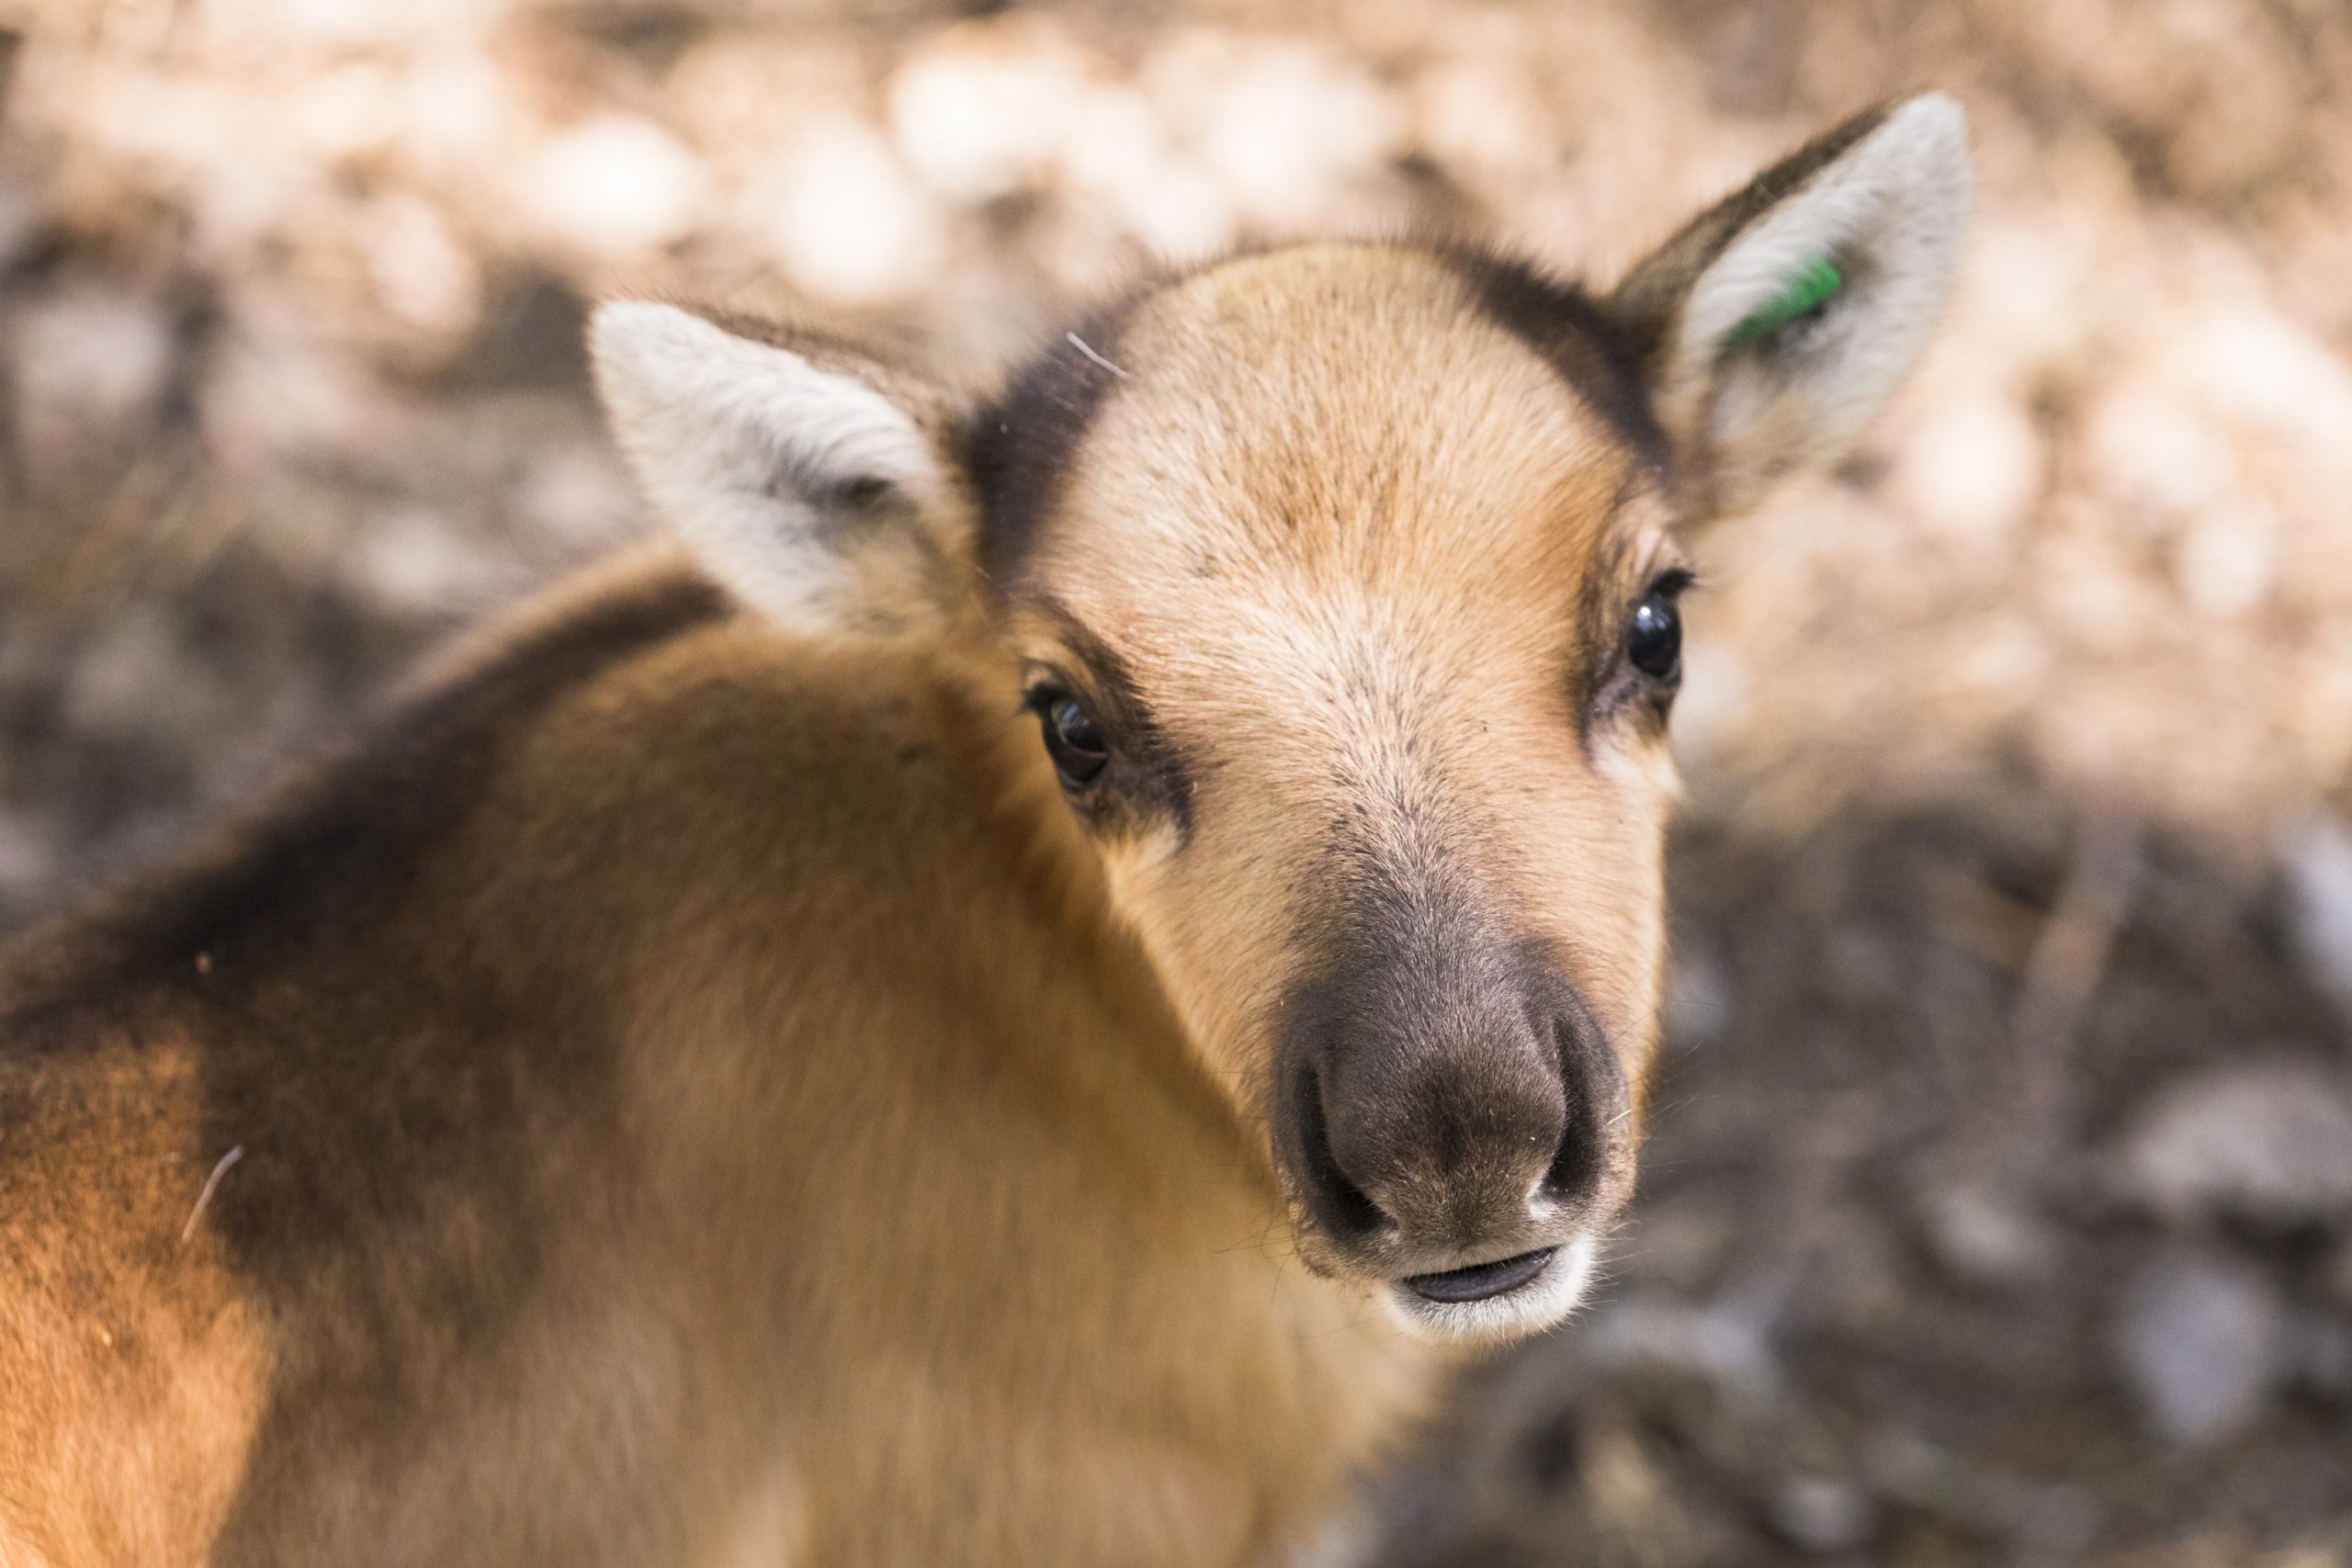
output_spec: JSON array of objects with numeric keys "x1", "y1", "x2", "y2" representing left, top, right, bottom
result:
[{"x1": 0, "y1": 96, "x2": 1968, "y2": 1565}]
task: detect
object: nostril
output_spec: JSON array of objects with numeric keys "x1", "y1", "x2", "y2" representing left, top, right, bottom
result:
[
  {"x1": 1542, "y1": 1118, "x2": 1597, "y2": 1206},
  {"x1": 1293, "y1": 1061, "x2": 1388, "y2": 1240},
  {"x1": 1541, "y1": 1013, "x2": 1602, "y2": 1207}
]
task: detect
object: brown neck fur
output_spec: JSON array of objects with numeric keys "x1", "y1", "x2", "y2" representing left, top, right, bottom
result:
[{"x1": 0, "y1": 547, "x2": 1434, "y2": 1567}]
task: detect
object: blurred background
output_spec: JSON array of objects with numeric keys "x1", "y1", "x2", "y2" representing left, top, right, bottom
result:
[{"x1": 2, "y1": 0, "x2": 2350, "y2": 1562}]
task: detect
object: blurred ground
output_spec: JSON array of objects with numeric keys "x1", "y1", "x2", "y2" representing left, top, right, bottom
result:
[{"x1": 2, "y1": 1, "x2": 2350, "y2": 1562}]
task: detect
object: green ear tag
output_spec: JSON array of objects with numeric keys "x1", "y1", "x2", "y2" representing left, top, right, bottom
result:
[{"x1": 1731, "y1": 255, "x2": 1844, "y2": 344}]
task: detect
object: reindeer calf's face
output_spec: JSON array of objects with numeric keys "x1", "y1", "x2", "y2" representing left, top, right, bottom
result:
[
  {"x1": 594, "y1": 96, "x2": 1971, "y2": 1342},
  {"x1": 987, "y1": 250, "x2": 1683, "y2": 1335}
]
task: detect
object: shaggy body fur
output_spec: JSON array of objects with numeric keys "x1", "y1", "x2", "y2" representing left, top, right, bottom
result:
[{"x1": 0, "y1": 554, "x2": 1430, "y2": 1564}]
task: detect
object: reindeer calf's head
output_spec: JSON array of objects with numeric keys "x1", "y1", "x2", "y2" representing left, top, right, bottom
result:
[{"x1": 594, "y1": 97, "x2": 1970, "y2": 1340}]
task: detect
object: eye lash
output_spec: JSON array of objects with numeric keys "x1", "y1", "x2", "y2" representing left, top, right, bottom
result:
[
  {"x1": 1017, "y1": 672, "x2": 1075, "y2": 716},
  {"x1": 1649, "y1": 566, "x2": 1698, "y2": 598}
]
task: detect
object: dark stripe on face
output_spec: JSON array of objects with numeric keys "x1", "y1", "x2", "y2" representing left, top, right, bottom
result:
[
  {"x1": 1437, "y1": 243, "x2": 1671, "y2": 477},
  {"x1": 965, "y1": 288, "x2": 1157, "y2": 587}
]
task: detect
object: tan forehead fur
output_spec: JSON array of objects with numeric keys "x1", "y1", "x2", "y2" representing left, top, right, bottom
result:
[{"x1": 1025, "y1": 245, "x2": 1669, "y2": 677}]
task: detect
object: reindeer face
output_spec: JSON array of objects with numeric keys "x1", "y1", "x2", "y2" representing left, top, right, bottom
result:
[
  {"x1": 593, "y1": 96, "x2": 1970, "y2": 1340},
  {"x1": 976, "y1": 247, "x2": 1682, "y2": 1334}
]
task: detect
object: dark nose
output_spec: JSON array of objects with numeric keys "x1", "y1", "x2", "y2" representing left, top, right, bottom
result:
[{"x1": 1281, "y1": 941, "x2": 1619, "y2": 1251}]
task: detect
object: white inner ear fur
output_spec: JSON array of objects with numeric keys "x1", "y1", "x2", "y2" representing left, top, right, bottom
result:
[
  {"x1": 1669, "y1": 92, "x2": 1971, "y2": 502},
  {"x1": 591, "y1": 300, "x2": 944, "y2": 633}
]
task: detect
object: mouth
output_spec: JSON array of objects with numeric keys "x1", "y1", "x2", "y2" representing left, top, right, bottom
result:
[
  {"x1": 1403, "y1": 1246, "x2": 1559, "y2": 1303},
  {"x1": 1380, "y1": 1234, "x2": 1600, "y2": 1342}
]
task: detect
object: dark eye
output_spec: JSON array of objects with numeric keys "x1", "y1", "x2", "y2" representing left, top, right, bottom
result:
[
  {"x1": 1627, "y1": 589, "x2": 1683, "y2": 682},
  {"x1": 1035, "y1": 692, "x2": 1109, "y2": 787}
]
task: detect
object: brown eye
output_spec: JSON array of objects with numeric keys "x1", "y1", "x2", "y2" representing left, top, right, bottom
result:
[
  {"x1": 1035, "y1": 692, "x2": 1109, "y2": 787},
  {"x1": 1627, "y1": 588, "x2": 1683, "y2": 682}
]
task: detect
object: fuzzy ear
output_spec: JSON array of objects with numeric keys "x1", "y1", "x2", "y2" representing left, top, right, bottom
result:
[
  {"x1": 1610, "y1": 93, "x2": 1971, "y2": 519},
  {"x1": 590, "y1": 301, "x2": 971, "y2": 639}
]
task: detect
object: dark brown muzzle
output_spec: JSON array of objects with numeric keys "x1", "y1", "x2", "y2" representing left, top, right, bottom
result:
[{"x1": 1275, "y1": 901, "x2": 1630, "y2": 1288}]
